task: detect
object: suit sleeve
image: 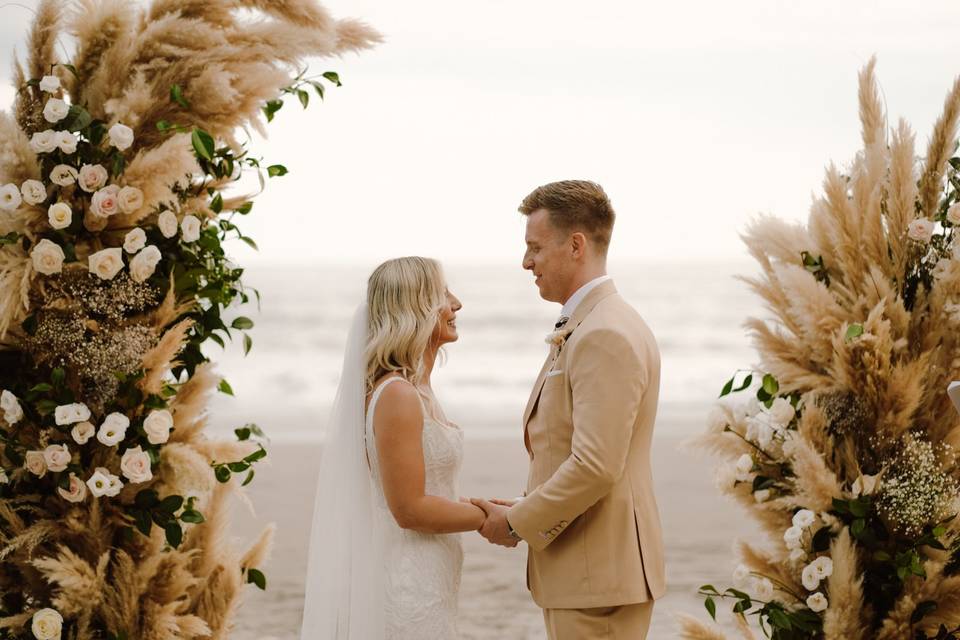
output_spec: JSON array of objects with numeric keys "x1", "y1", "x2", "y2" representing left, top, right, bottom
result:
[{"x1": 508, "y1": 328, "x2": 648, "y2": 551}]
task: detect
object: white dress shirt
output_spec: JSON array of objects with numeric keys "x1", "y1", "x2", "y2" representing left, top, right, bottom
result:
[{"x1": 559, "y1": 275, "x2": 612, "y2": 321}]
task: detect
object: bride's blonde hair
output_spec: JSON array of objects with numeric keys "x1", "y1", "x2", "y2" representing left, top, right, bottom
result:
[{"x1": 365, "y1": 257, "x2": 447, "y2": 393}]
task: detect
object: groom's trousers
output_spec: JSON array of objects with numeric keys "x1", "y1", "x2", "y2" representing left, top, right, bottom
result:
[{"x1": 542, "y1": 602, "x2": 654, "y2": 640}]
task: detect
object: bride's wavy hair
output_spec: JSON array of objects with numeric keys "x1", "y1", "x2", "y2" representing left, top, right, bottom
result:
[{"x1": 365, "y1": 256, "x2": 447, "y2": 393}]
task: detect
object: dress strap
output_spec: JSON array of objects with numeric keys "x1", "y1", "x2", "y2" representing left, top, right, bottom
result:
[{"x1": 366, "y1": 376, "x2": 410, "y2": 429}]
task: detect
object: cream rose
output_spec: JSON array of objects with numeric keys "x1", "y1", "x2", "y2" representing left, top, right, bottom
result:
[
  {"x1": 0, "y1": 183, "x2": 22, "y2": 211},
  {"x1": 25, "y1": 451, "x2": 47, "y2": 477},
  {"x1": 123, "y1": 228, "x2": 147, "y2": 254},
  {"x1": 71, "y1": 421, "x2": 95, "y2": 445},
  {"x1": 766, "y1": 397, "x2": 795, "y2": 425},
  {"x1": 105, "y1": 472, "x2": 123, "y2": 496},
  {"x1": 806, "y1": 592, "x2": 828, "y2": 613},
  {"x1": 43, "y1": 444, "x2": 71, "y2": 473},
  {"x1": 86, "y1": 468, "x2": 114, "y2": 498},
  {"x1": 56, "y1": 130, "x2": 78, "y2": 154},
  {"x1": 31, "y1": 608, "x2": 63, "y2": 640},
  {"x1": 751, "y1": 577, "x2": 774, "y2": 601},
  {"x1": 49, "y1": 164, "x2": 78, "y2": 187},
  {"x1": 43, "y1": 98, "x2": 69, "y2": 123},
  {"x1": 158, "y1": 210, "x2": 178, "y2": 238},
  {"x1": 108, "y1": 123, "x2": 134, "y2": 151},
  {"x1": 47, "y1": 202, "x2": 72, "y2": 230},
  {"x1": 30, "y1": 130, "x2": 57, "y2": 154},
  {"x1": 129, "y1": 245, "x2": 161, "y2": 283},
  {"x1": 54, "y1": 402, "x2": 91, "y2": 426},
  {"x1": 181, "y1": 214, "x2": 202, "y2": 242},
  {"x1": 811, "y1": 555, "x2": 833, "y2": 579},
  {"x1": 39, "y1": 75, "x2": 60, "y2": 93},
  {"x1": 78, "y1": 164, "x2": 108, "y2": 193},
  {"x1": 97, "y1": 412, "x2": 130, "y2": 446},
  {"x1": 120, "y1": 445, "x2": 153, "y2": 483},
  {"x1": 143, "y1": 409, "x2": 173, "y2": 444},
  {"x1": 784, "y1": 525, "x2": 803, "y2": 550},
  {"x1": 31, "y1": 239, "x2": 65, "y2": 276},
  {"x1": 58, "y1": 473, "x2": 87, "y2": 503},
  {"x1": 1, "y1": 390, "x2": 23, "y2": 425},
  {"x1": 908, "y1": 218, "x2": 935, "y2": 243},
  {"x1": 88, "y1": 247, "x2": 124, "y2": 281},
  {"x1": 90, "y1": 185, "x2": 120, "y2": 218},
  {"x1": 21, "y1": 180, "x2": 46, "y2": 205},
  {"x1": 792, "y1": 509, "x2": 816, "y2": 530},
  {"x1": 801, "y1": 563, "x2": 821, "y2": 591},
  {"x1": 118, "y1": 186, "x2": 144, "y2": 214}
]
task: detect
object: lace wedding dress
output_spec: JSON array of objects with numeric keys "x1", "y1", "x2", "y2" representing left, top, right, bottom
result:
[{"x1": 364, "y1": 377, "x2": 464, "y2": 639}]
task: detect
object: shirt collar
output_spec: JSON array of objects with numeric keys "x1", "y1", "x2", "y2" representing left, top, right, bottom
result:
[{"x1": 560, "y1": 275, "x2": 612, "y2": 320}]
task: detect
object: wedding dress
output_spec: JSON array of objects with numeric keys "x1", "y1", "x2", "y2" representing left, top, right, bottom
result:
[
  {"x1": 365, "y1": 376, "x2": 464, "y2": 639},
  {"x1": 300, "y1": 305, "x2": 463, "y2": 640}
]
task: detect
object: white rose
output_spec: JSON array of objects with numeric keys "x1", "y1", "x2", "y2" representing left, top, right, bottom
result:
[
  {"x1": 0, "y1": 183, "x2": 22, "y2": 211},
  {"x1": 77, "y1": 164, "x2": 108, "y2": 193},
  {"x1": 43, "y1": 98, "x2": 69, "y2": 123},
  {"x1": 105, "y1": 473, "x2": 123, "y2": 496},
  {"x1": 851, "y1": 473, "x2": 880, "y2": 497},
  {"x1": 801, "y1": 563, "x2": 821, "y2": 591},
  {"x1": 181, "y1": 214, "x2": 202, "y2": 242},
  {"x1": 789, "y1": 547, "x2": 807, "y2": 563},
  {"x1": 735, "y1": 453, "x2": 754, "y2": 482},
  {"x1": 54, "y1": 402, "x2": 91, "y2": 426},
  {"x1": 25, "y1": 451, "x2": 47, "y2": 477},
  {"x1": 90, "y1": 185, "x2": 120, "y2": 218},
  {"x1": 812, "y1": 555, "x2": 833, "y2": 579},
  {"x1": 143, "y1": 409, "x2": 173, "y2": 445},
  {"x1": 86, "y1": 468, "x2": 113, "y2": 498},
  {"x1": 908, "y1": 218, "x2": 935, "y2": 243},
  {"x1": 39, "y1": 75, "x2": 60, "y2": 93},
  {"x1": 30, "y1": 130, "x2": 57, "y2": 154},
  {"x1": 732, "y1": 564, "x2": 751, "y2": 589},
  {"x1": 158, "y1": 210, "x2": 178, "y2": 238},
  {"x1": 766, "y1": 397, "x2": 796, "y2": 426},
  {"x1": 31, "y1": 608, "x2": 63, "y2": 640},
  {"x1": 754, "y1": 488, "x2": 771, "y2": 503},
  {"x1": 108, "y1": 123, "x2": 134, "y2": 151},
  {"x1": 792, "y1": 509, "x2": 816, "y2": 530},
  {"x1": 58, "y1": 472, "x2": 87, "y2": 503},
  {"x1": 949, "y1": 204, "x2": 960, "y2": 226},
  {"x1": 71, "y1": 421, "x2": 95, "y2": 445},
  {"x1": 21, "y1": 180, "x2": 46, "y2": 205},
  {"x1": 806, "y1": 592, "x2": 828, "y2": 613},
  {"x1": 97, "y1": 412, "x2": 129, "y2": 446},
  {"x1": 784, "y1": 525, "x2": 803, "y2": 550},
  {"x1": 933, "y1": 258, "x2": 952, "y2": 280},
  {"x1": 47, "y1": 202, "x2": 72, "y2": 230},
  {"x1": 751, "y1": 577, "x2": 774, "y2": 601},
  {"x1": 88, "y1": 247, "x2": 124, "y2": 281},
  {"x1": 31, "y1": 239, "x2": 65, "y2": 276},
  {"x1": 56, "y1": 130, "x2": 77, "y2": 154},
  {"x1": 129, "y1": 245, "x2": 161, "y2": 283},
  {"x1": 118, "y1": 186, "x2": 144, "y2": 214},
  {"x1": 756, "y1": 420, "x2": 775, "y2": 450},
  {"x1": 1, "y1": 390, "x2": 23, "y2": 425},
  {"x1": 120, "y1": 445, "x2": 153, "y2": 483},
  {"x1": 123, "y1": 228, "x2": 147, "y2": 254},
  {"x1": 49, "y1": 164, "x2": 78, "y2": 187},
  {"x1": 42, "y1": 444, "x2": 71, "y2": 472}
]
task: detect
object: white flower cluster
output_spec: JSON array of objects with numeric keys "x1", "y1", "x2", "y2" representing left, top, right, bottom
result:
[
  {"x1": 16, "y1": 400, "x2": 174, "y2": 503},
  {"x1": 746, "y1": 397, "x2": 796, "y2": 458},
  {"x1": 731, "y1": 564, "x2": 774, "y2": 601},
  {"x1": 1, "y1": 390, "x2": 24, "y2": 424},
  {"x1": 32, "y1": 607, "x2": 62, "y2": 640},
  {"x1": 783, "y1": 509, "x2": 818, "y2": 561}
]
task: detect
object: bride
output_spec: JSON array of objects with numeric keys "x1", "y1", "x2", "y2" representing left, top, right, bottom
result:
[{"x1": 300, "y1": 256, "x2": 488, "y2": 639}]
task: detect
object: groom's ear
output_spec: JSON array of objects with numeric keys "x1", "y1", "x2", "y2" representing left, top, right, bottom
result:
[{"x1": 570, "y1": 231, "x2": 587, "y2": 260}]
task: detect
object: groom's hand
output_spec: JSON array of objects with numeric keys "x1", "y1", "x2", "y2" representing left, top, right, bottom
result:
[{"x1": 471, "y1": 498, "x2": 519, "y2": 547}]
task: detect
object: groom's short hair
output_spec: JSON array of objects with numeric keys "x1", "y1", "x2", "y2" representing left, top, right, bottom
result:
[{"x1": 519, "y1": 180, "x2": 615, "y2": 254}]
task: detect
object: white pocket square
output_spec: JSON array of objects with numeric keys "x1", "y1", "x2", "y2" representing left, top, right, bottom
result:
[{"x1": 545, "y1": 370, "x2": 564, "y2": 378}]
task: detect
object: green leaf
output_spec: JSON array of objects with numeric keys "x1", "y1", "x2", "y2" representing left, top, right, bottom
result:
[
  {"x1": 322, "y1": 71, "x2": 342, "y2": 86},
  {"x1": 849, "y1": 498, "x2": 869, "y2": 518},
  {"x1": 240, "y1": 236, "x2": 259, "y2": 251},
  {"x1": 232, "y1": 316, "x2": 254, "y2": 330},
  {"x1": 244, "y1": 446, "x2": 267, "y2": 463},
  {"x1": 63, "y1": 104, "x2": 92, "y2": 132},
  {"x1": 851, "y1": 518, "x2": 866, "y2": 537},
  {"x1": 214, "y1": 465, "x2": 231, "y2": 483},
  {"x1": 164, "y1": 522, "x2": 183, "y2": 548},
  {"x1": 134, "y1": 489, "x2": 159, "y2": 509},
  {"x1": 170, "y1": 84, "x2": 190, "y2": 109},
  {"x1": 845, "y1": 323, "x2": 864, "y2": 342},
  {"x1": 59, "y1": 63, "x2": 79, "y2": 79},
  {"x1": 310, "y1": 81, "x2": 325, "y2": 100},
  {"x1": 51, "y1": 367, "x2": 65, "y2": 387},
  {"x1": 218, "y1": 379, "x2": 234, "y2": 396},
  {"x1": 720, "y1": 376, "x2": 734, "y2": 398},
  {"x1": 227, "y1": 461, "x2": 250, "y2": 473},
  {"x1": 704, "y1": 596, "x2": 717, "y2": 620},
  {"x1": 0, "y1": 231, "x2": 19, "y2": 245},
  {"x1": 236, "y1": 202, "x2": 253, "y2": 215},
  {"x1": 21, "y1": 314, "x2": 38, "y2": 336},
  {"x1": 134, "y1": 510, "x2": 153, "y2": 536},
  {"x1": 243, "y1": 333, "x2": 253, "y2": 356},
  {"x1": 263, "y1": 99, "x2": 284, "y2": 122},
  {"x1": 180, "y1": 509, "x2": 205, "y2": 524},
  {"x1": 191, "y1": 128, "x2": 215, "y2": 161},
  {"x1": 767, "y1": 608, "x2": 792, "y2": 629},
  {"x1": 912, "y1": 600, "x2": 938, "y2": 625},
  {"x1": 267, "y1": 164, "x2": 288, "y2": 178},
  {"x1": 210, "y1": 192, "x2": 223, "y2": 214},
  {"x1": 235, "y1": 427, "x2": 252, "y2": 441},
  {"x1": 812, "y1": 526, "x2": 833, "y2": 552},
  {"x1": 242, "y1": 468, "x2": 256, "y2": 486},
  {"x1": 247, "y1": 568, "x2": 267, "y2": 590},
  {"x1": 159, "y1": 495, "x2": 184, "y2": 513},
  {"x1": 30, "y1": 383, "x2": 53, "y2": 393},
  {"x1": 297, "y1": 89, "x2": 310, "y2": 109},
  {"x1": 761, "y1": 374, "x2": 779, "y2": 396}
]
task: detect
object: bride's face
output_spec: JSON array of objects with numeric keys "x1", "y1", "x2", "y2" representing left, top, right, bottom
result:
[{"x1": 433, "y1": 287, "x2": 462, "y2": 346}]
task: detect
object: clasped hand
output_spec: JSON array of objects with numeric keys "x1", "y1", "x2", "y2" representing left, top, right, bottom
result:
[{"x1": 470, "y1": 497, "x2": 520, "y2": 547}]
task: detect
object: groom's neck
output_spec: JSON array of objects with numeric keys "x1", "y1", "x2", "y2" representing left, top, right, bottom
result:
[{"x1": 560, "y1": 263, "x2": 608, "y2": 305}]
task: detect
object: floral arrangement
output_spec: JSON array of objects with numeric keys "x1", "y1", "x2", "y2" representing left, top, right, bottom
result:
[
  {"x1": 679, "y1": 59, "x2": 960, "y2": 640},
  {"x1": 0, "y1": 1, "x2": 376, "y2": 638}
]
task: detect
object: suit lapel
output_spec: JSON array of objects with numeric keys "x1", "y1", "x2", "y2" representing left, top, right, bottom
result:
[{"x1": 521, "y1": 280, "x2": 619, "y2": 434}]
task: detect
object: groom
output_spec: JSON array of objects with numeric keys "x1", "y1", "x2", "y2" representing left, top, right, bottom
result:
[{"x1": 473, "y1": 180, "x2": 665, "y2": 639}]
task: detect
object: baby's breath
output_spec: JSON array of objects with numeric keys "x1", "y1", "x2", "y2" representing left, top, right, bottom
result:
[{"x1": 876, "y1": 435, "x2": 958, "y2": 537}]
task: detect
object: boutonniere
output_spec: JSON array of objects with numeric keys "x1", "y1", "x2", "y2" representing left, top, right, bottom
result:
[{"x1": 545, "y1": 326, "x2": 573, "y2": 349}]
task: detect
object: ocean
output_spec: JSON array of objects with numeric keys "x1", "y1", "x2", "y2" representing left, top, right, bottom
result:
[{"x1": 206, "y1": 260, "x2": 764, "y2": 441}]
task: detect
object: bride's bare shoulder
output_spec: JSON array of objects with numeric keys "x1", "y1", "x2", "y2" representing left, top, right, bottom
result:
[{"x1": 369, "y1": 375, "x2": 422, "y2": 425}]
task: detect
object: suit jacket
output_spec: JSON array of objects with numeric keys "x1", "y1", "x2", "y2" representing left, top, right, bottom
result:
[{"x1": 507, "y1": 280, "x2": 666, "y2": 609}]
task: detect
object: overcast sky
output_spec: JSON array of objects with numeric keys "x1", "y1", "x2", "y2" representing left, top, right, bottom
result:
[{"x1": 1, "y1": 0, "x2": 959, "y2": 265}]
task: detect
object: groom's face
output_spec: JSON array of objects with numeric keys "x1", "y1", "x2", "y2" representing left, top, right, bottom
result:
[{"x1": 523, "y1": 208, "x2": 574, "y2": 303}]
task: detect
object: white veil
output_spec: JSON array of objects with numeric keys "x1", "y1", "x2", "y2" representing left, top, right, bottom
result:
[{"x1": 300, "y1": 302, "x2": 385, "y2": 639}]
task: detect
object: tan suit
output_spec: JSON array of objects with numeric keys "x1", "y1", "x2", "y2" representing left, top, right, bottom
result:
[{"x1": 508, "y1": 280, "x2": 665, "y2": 639}]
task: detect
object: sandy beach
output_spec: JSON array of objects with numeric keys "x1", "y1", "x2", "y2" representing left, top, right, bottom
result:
[{"x1": 229, "y1": 432, "x2": 753, "y2": 639}]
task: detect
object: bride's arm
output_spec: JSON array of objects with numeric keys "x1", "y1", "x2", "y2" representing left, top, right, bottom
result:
[{"x1": 374, "y1": 382, "x2": 485, "y2": 534}]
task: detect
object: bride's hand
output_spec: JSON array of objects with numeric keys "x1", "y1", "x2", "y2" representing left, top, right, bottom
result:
[{"x1": 489, "y1": 498, "x2": 518, "y2": 507}]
